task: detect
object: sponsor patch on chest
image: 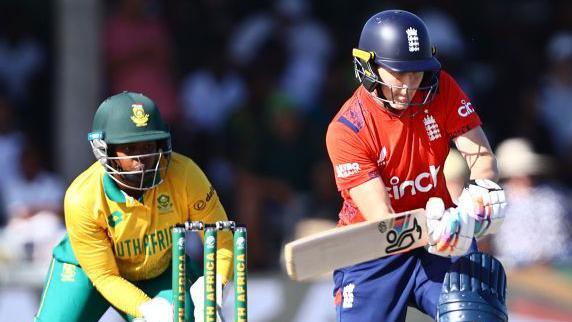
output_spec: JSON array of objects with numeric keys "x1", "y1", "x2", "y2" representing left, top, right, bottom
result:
[{"x1": 385, "y1": 165, "x2": 441, "y2": 200}]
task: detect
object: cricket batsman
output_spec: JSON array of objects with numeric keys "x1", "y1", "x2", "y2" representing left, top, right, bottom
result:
[
  {"x1": 34, "y1": 92, "x2": 229, "y2": 322},
  {"x1": 326, "y1": 10, "x2": 508, "y2": 321}
]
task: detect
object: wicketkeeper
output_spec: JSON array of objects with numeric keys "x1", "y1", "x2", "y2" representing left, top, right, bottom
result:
[{"x1": 34, "y1": 92, "x2": 230, "y2": 322}]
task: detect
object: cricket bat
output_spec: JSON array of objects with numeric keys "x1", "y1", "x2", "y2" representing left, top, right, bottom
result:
[{"x1": 284, "y1": 208, "x2": 427, "y2": 281}]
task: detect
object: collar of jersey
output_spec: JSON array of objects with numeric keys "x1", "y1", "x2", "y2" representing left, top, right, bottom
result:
[
  {"x1": 103, "y1": 174, "x2": 127, "y2": 203},
  {"x1": 103, "y1": 174, "x2": 145, "y2": 203}
]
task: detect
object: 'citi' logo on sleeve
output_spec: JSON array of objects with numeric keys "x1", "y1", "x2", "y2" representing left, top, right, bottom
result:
[{"x1": 457, "y1": 100, "x2": 475, "y2": 117}]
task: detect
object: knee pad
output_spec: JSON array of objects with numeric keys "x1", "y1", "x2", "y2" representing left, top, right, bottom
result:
[{"x1": 437, "y1": 252, "x2": 508, "y2": 322}]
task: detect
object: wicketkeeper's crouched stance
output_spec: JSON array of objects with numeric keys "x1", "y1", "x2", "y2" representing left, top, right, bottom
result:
[
  {"x1": 326, "y1": 10, "x2": 508, "y2": 322},
  {"x1": 34, "y1": 92, "x2": 231, "y2": 322}
]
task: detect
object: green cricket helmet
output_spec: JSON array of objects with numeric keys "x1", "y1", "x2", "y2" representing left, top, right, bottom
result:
[{"x1": 88, "y1": 91, "x2": 172, "y2": 191}]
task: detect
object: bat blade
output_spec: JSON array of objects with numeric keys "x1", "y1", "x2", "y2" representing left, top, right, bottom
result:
[{"x1": 284, "y1": 208, "x2": 427, "y2": 281}]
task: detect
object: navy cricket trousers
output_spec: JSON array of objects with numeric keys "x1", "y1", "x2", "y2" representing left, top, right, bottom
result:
[{"x1": 333, "y1": 244, "x2": 478, "y2": 322}]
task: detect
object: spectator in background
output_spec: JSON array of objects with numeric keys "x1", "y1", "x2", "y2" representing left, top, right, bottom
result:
[
  {"x1": 0, "y1": 96, "x2": 24, "y2": 226},
  {"x1": 418, "y1": 8, "x2": 466, "y2": 69},
  {"x1": 104, "y1": 0, "x2": 179, "y2": 123},
  {"x1": 0, "y1": 96, "x2": 23, "y2": 187},
  {"x1": 275, "y1": 0, "x2": 332, "y2": 111},
  {"x1": 234, "y1": 93, "x2": 314, "y2": 268},
  {"x1": 229, "y1": 0, "x2": 332, "y2": 112},
  {"x1": 493, "y1": 138, "x2": 571, "y2": 268},
  {"x1": 0, "y1": 140, "x2": 65, "y2": 264},
  {"x1": 177, "y1": 40, "x2": 247, "y2": 176},
  {"x1": 0, "y1": 4, "x2": 45, "y2": 106},
  {"x1": 1, "y1": 141, "x2": 64, "y2": 220},
  {"x1": 222, "y1": 48, "x2": 283, "y2": 213},
  {"x1": 303, "y1": 160, "x2": 341, "y2": 221},
  {"x1": 536, "y1": 32, "x2": 572, "y2": 159},
  {"x1": 179, "y1": 45, "x2": 246, "y2": 136},
  {"x1": 280, "y1": 158, "x2": 340, "y2": 267},
  {"x1": 257, "y1": 93, "x2": 314, "y2": 193}
]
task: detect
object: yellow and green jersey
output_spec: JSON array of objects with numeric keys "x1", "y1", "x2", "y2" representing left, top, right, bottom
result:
[{"x1": 52, "y1": 152, "x2": 233, "y2": 317}]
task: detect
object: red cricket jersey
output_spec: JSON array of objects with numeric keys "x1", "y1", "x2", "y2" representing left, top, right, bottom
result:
[{"x1": 326, "y1": 71, "x2": 481, "y2": 226}]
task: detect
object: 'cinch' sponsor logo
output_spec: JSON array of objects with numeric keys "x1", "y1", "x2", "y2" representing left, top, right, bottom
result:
[
  {"x1": 336, "y1": 163, "x2": 361, "y2": 178},
  {"x1": 385, "y1": 165, "x2": 441, "y2": 200}
]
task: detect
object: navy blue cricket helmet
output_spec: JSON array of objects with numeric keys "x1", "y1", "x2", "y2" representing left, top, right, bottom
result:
[{"x1": 353, "y1": 10, "x2": 441, "y2": 107}]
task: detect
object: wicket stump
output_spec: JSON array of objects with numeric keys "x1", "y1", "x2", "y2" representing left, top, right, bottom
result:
[{"x1": 172, "y1": 221, "x2": 248, "y2": 322}]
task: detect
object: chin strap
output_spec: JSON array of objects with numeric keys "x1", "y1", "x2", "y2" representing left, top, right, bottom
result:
[{"x1": 369, "y1": 90, "x2": 425, "y2": 119}]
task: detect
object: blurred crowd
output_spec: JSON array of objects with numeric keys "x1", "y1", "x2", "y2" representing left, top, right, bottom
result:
[{"x1": 0, "y1": 0, "x2": 571, "y2": 279}]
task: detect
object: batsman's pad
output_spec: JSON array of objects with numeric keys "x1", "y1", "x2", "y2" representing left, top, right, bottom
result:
[{"x1": 437, "y1": 252, "x2": 507, "y2": 322}]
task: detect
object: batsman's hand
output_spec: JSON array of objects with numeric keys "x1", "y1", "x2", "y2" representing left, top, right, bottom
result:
[
  {"x1": 458, "y1": 179, "x2": 507, "y2": 237},
  {"x1": 138, "y1": 297, "x2": 173, "y2": 322},
  {"x1": 190, "y1": 275, "x2": 226, "y2": 322},
  {"x1": 425, "y1": 197, "x2": 475, "y2": 257}
]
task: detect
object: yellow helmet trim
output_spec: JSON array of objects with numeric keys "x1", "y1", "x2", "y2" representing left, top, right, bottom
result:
[{"x1": 352, "y1": 48, "x2": 374, "y2": 62}]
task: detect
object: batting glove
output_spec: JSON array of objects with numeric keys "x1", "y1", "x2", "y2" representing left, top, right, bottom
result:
[
  {"x1": 426, "y1": 197, "x2": 475, "y2": 257},
  {"x1": 458, "y1": 179, "x2": 507, "y2": 237},
  {"x1": 138, "y1": 297, "x2": 173, "y2": 322},
  {"x1": 190, "y1": 275, "x2": 226, "y2": 322}
]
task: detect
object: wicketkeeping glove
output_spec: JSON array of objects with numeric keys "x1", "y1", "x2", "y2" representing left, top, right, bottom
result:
[
  {"x1": 457, "y1": 179, "x2": 507, "y2": 237},
  {"x1": 426, "y1": 197, "x2": 475, "y2": 257},
  {"x1": 138, "y1": 297, "x2": 173, "y2": 322},
  {"x1": 190, "y1": 275, "x2": 226, "y2": 322}
]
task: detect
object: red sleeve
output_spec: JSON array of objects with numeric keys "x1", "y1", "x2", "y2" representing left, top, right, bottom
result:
[
  {"x1": 441, "y1": 72, "x2": 482, "y2": 138},
  {"x1": 326, "y1": 121, "x2": 379, "y2": 191}
]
